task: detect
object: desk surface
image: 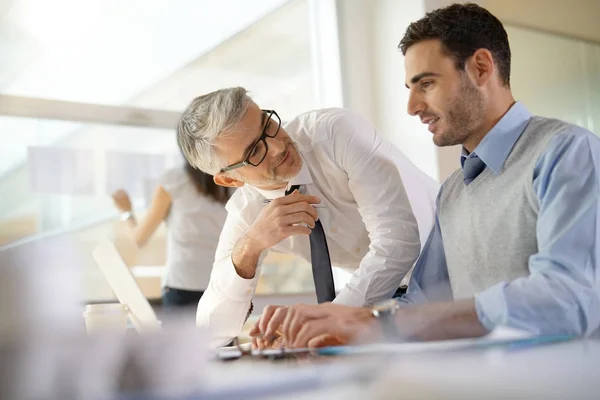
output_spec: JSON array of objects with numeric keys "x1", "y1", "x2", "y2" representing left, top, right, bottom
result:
[{"x1": 196, "y1": 338, "x2": 600, "y2": 400}]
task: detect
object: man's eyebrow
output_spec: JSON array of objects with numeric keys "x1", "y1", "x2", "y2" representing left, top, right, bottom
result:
[
  {"x1": 405, "y1": 72, "x2": 441, "y2": 89},
  {"x1": 242, "y1": 111, "x2": 267, "y2": 157}
]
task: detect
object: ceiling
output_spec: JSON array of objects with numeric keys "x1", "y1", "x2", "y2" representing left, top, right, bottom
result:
[
  {"x1": 0, "y1": 0, "x2": 314, "y2": 177},
  {"x1": 427, "y1": 0, "x2": 600, "y2": 43},
  {"x1": 484, "y1": 0, "x2": 600, "y2": 44},
  {"x1": 0, "y1": 0, "x2": 291, "y2": 105}
]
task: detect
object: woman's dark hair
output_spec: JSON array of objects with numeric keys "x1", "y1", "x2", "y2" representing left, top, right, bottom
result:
[{"x1": 183, "y1": 160, "x2": 230, "y2": 204}]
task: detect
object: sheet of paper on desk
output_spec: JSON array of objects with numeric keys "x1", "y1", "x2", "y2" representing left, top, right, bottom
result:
[
  {"x1": 318, "y1": 327, "x2": 574, "y2": 356},
  {"x1": 198, "y1": 359, "x2": 379, "y2": 400}
]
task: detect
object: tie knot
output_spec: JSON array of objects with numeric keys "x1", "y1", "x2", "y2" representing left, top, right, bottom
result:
[
  {"x1": 285, "y1": 184, "x2": 301, "y2": 196},
  {"x1": 463, "y1": 155, "x2": 486, "y2": 185}
]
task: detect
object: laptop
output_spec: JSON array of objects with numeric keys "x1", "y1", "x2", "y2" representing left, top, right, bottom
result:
[{"x1": 92, "y1": 238, "x2": 161, "y2": 332}]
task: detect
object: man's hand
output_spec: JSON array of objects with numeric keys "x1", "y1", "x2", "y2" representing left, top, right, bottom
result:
[
  {"x1": 249, "y1": 305, "x2": 287, "y2": 349},
  {"x1": 250, "y1": 303, "x2": 376, "y2": 348},
  {"x1": 251, "y1": 334, "x2": 284, "y2": 350},
  {"x1": 232, "y1": 191, "x2": 321, "y2": 279},
  {"x1": 291, "y1": 310, "x2": 380, "y2": 348},
  {"x1": 245, "y1": 191, "x2": 321, "y2": 251}
]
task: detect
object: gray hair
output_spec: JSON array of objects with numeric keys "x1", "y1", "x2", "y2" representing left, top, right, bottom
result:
[{"x1": 177, "y1": 87, "x2": 251, "y2": 174}]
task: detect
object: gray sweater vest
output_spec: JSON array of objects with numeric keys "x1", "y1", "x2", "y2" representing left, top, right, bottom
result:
[{"x1": 439, "y1": 116, "x2": 572, "y2": 298}]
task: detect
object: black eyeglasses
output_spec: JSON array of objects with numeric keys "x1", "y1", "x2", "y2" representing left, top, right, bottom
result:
[{"x1": 220, "y1": 109, "x2": 281, "y2": 173}]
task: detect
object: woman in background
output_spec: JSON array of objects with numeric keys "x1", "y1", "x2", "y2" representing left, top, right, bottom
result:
[{"x1": 112, "y1": 161, "x2": 230, "y2": 309}]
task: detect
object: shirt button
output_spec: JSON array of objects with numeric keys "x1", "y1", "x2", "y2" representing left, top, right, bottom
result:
[
  {"x1": 355, "y1": 247, "x2": 361, "y2": 253},
  {"x1": 331, "y1": 227, "x2": 338, "y2": 233}
]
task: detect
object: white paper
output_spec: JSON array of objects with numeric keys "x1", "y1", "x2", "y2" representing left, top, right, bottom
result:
[
  {"x1": 27, "y1": 146, "x2": 95, "y2": 195},
  {"x1": 104, "y1": 151, "x2": 166, "y2": 199},
  {"x1": 319, "y1": 327, "x2": 534, "y2": 356}
]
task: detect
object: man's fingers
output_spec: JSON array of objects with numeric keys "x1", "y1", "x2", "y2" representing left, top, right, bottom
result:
[
  {"x1": 256, "y1": 305, "x2": 284, "y2": 335},
  {"x1": 280, "y1": 306, "x2": 299, "y2": 341},
  {"x1": 279, "y1": 202, "x2": 319, "y2": 221},
  {"x1": 281, "y1": 212, "x2": 317, "y2": 228},
  {"x1": 249, "y1": 320, "x2": 260, "y2": 336},
  {"x1": 282, "y1": 304, "x2": 338, "y2": 343},
  {"x1": 283, "y1": 226, "x2": 312, "y2": 236},
  {"x1": 291, "y1": 318, "x2": 333, "y2": 348},
  {"x1": 258, "y1": 337, "x2": 268, "y2": 350},
  {"x1": 281, "y1": 305, "x2": 310, "y2": 342},
  {"x1": 284, "y1": 305, "x2": 318, "y2": 343},
  {"x1": 286, "y1": 310, "x2": 308, "y2": 344},
  {"x1": 308, "y1": 334, "x2": 344, "y2": 348},
  {"x1": 265, "y1": 307, "x2": 288, "y2": 337}
]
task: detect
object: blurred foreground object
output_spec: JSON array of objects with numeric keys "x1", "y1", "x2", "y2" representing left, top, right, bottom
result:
[{"x1": 0, "y1": 236, "x2": 210, "y2": 399}]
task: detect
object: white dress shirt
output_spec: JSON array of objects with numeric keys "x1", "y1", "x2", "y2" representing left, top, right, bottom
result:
[{"x1": 197, "y1": 108, "x2": 439, "y2": 347}]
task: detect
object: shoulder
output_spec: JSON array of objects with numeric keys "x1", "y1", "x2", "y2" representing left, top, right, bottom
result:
[
  {"x1": 533, "y1": 121, "x2": 600, "y2": 198},
  {"x1": 284, "y1": 108, "x2": 375, "y2": 151},
  {"x1": 285, "y1": 108, "x2": 372, "y2": 143},
  {"x1": 528, "y1": 116, "x2": 589, "y2": 138},
  {"x1": 224, "y1": 185, "x2": 265, "y2": 221},
  {"x1": 536, "y1": 118, "x2": 599, "y2": 160}
]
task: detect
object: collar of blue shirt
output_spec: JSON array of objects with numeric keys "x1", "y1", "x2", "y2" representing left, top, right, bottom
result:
[{"x1": 460, "y1": 101, "x2": 532, "y2": 175}]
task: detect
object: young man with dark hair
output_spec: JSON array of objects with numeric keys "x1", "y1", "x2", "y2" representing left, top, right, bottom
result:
[{"x1": 253, "y1": 3, "x2": 600, "y2": 348}]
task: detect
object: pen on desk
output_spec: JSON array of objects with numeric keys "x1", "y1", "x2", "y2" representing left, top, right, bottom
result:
[{"x1": 262, "y1": 199, "x2": 326, "y2": 208}]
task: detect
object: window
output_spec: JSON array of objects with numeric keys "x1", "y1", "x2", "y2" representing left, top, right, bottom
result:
[{"x1": 1, "y1": 0, "x2": 336, "y2": 301}]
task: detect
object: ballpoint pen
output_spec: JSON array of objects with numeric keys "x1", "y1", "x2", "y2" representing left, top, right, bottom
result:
[{"x1": 262, "y1": 199, "x2": 326, "y2": 208}]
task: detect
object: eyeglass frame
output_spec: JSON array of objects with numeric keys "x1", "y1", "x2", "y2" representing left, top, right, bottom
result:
[{"x1": 219, "y1": 109, "x2": 281, "y2": 173}]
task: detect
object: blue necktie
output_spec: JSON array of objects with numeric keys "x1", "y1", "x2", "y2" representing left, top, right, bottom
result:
[
  {"x1": 463, "y1": 155, "x2": 486, "y2": 185},
  {"x1": 286, "y1": 185, "x2": 336, "y2": 303}
]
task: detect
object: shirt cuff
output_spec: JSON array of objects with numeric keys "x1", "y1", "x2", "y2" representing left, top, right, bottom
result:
[
  {"x1": 217, "y1": 256, "x2": 258, "y2": 301},
  {"x1": 474, "y1": 281, "x2": 509, "y2": 332},
  {"x1": 333, "y1": 287, "x2": 366, "y2": 307}
]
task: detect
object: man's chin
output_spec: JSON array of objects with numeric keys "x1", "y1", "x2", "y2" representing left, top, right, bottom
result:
[
  {"x1": 280, "y1": 163, "x2": 302, "y2": 181},
  {"x1": 243, "y1": 154, "x2": 302, "y2": 188},
  {"x1": 432, "y1": 132, "x2": 458, "y2": 147},
  {"x1": 243, "y1": 174, "x2": 297, "y2": 190}
]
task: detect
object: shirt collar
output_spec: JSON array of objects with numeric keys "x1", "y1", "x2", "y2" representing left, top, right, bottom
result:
[
  {"x1": 253, "y1": 154, "x2": 313, "y2": 200},
  {"x1": 460, "y1": 101, "x2": 532, "y2": 175}
]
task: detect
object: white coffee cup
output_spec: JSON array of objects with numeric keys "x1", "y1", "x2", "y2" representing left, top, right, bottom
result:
[{"x1": 83, "y1": 303, "x2": 129, "y2": 335}]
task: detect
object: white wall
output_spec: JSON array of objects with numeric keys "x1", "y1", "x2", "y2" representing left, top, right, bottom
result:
[
  {"x1": 335, "y1": 0, "x2": 600, "y2": 183},
  {"x1": 336, "y1": 0, "x2": 439, "y2": 181},
  {"x1": 508, "y1": 26, "x2": 600, "y2": 133}
]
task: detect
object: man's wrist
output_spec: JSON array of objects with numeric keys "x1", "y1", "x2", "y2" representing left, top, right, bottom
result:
[
  {"x1": 370, "y1": 298, "x2": 402, "y2": 342},
  {"x1": 235, "y1": 233, "x2": 264, "y2": 258},
  {"x1": 232, "y1": 234, "x2": 263, "y2": 279}
]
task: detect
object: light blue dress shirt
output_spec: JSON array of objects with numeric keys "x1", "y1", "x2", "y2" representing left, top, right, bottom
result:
[{"x1": 399, "y1": 102, "x2": 600, "y2": 336}]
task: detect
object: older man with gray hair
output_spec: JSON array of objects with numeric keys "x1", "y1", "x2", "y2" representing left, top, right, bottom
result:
[{"x1": 177, "y1": 87, "x2": 439, "y2": 347}]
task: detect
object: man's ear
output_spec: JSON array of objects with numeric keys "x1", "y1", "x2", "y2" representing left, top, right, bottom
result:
[
  {"x1": 466, "y1": 48, "x2": 495, "y2": 87},
  {"x1": 214, "y1": 172, "x2": 245, "y2": 188}
]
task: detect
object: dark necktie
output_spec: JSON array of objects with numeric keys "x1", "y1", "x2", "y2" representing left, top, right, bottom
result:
[
  {"x1": 463, "y1": 155, "x2": 486, "y2": 185},
  {"x1": 286, "y1": 185, "x2": 336, "y2": 303}
]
